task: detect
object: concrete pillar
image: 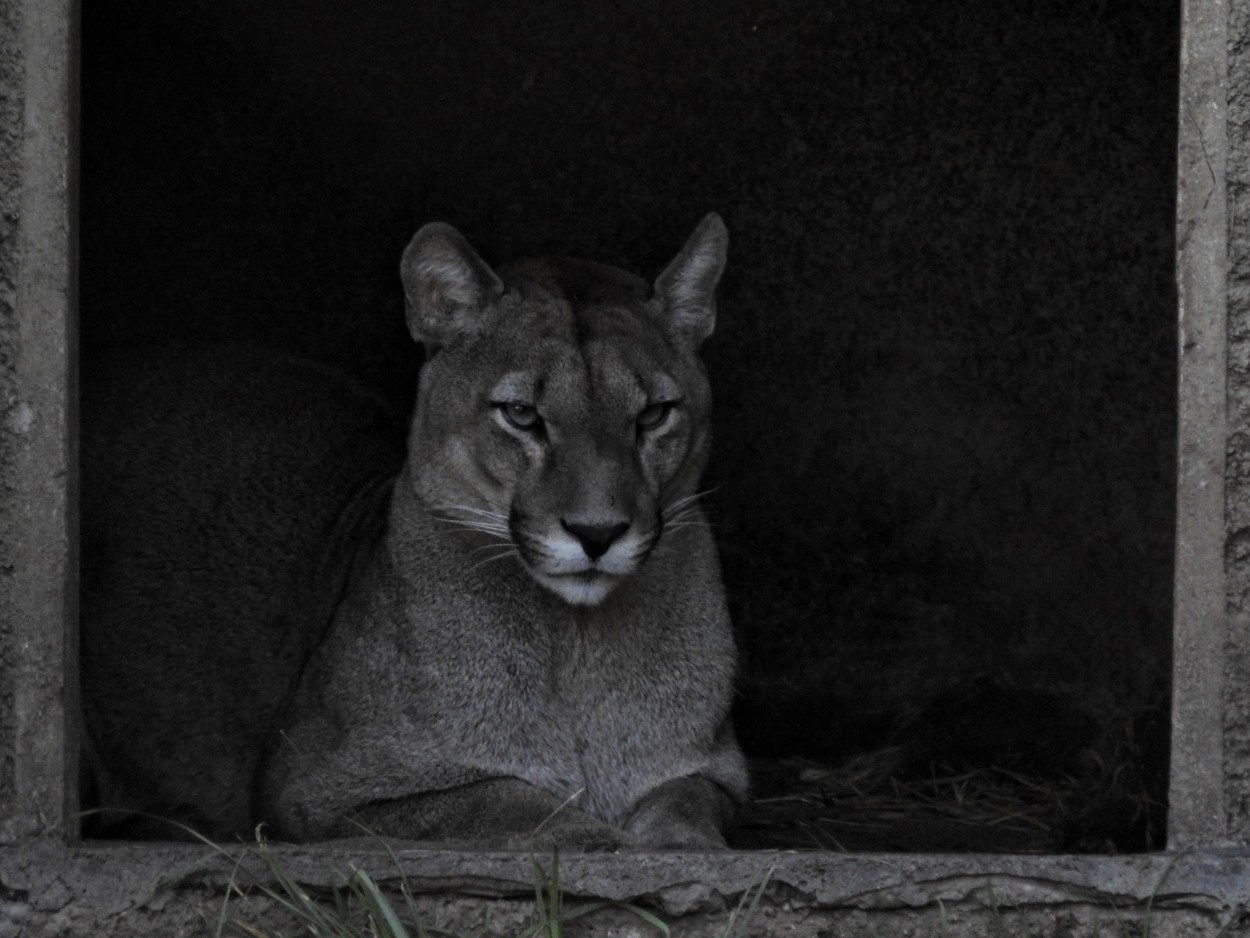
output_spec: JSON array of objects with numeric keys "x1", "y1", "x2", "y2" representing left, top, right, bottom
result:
[
  {"x1": 1173, "y1": 0, "x2": 1231, "y2": 848},
  {"x1": 1227, "y1": 0, "x2": 1250, "y2": 843},
  {"x1": 0, "y1": 0, "x2": 76, "y2": 843}
]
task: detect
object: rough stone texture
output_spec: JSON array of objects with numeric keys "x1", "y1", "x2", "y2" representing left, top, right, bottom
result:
[
  {"x1": 0, "y1": 0, "x2": 23, "y2": 846},
  {"x1": 0, "y1": 0, "x2": 74, "y2": 844},
  {"x1": 1176, "y1": 0, "x2": 1233, "y2": 849},
  {"x1": 2, "y1": 841, "x2": 1246, "y2": 937},
  {"x1": 1230, "y1": 0, "x2": 1250, "y2": 843}
]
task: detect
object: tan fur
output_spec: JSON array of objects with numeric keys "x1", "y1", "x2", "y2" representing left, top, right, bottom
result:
[{"x1": 81, "y1": 216, "x2": 746, "y2": 848}]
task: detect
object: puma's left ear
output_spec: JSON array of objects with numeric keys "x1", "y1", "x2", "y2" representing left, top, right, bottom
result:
[{"x1": 653, "y1": 213, "x2": 728, "y2": 349}]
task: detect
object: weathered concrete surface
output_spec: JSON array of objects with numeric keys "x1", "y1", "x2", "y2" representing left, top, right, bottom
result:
[
  {"x1": 1, "y1": 842, "x2": 1246, "y2": 937},
  {"x1": 1177, "y1": 0, "x2": 1231, "y2": 849},
  {"x1": 0, "y1": 0, "x2": 24, "y2": 852},
  {"x1": 1229, "y1": 0, "x2": 1250, "y2": 843},
  {"x1": 0, "y1": 0, "x2": 76, "y2": 844}
]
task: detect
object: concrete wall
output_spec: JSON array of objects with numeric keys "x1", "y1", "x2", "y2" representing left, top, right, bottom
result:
[
  {"x1": 5, "y1": 0, "x2": 1250, "y2": 934},
  {"x1": 0, "y1": 0, "x2": 75, "y2": 845},
  {"x1": 1227, "y1": 0, "x2": 1250, "y2": 843},
  {"x1": 1175, "y1": 0, "x2": 1232, "y2": 848},
  {"x1": 0, "y1": 0, "x2": 22, "y2": 848}
]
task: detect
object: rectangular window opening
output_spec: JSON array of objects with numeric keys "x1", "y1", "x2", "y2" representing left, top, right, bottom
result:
[{"x1": 67, "y1": 0, "x2": 1183, "y2": 858}]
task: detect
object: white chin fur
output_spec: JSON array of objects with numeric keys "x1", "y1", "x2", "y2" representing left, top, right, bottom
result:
[{"x1": 533, "y1": 571, "x2": 621, "y2": 606}]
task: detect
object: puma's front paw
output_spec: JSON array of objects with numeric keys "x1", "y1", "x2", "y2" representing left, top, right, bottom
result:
[{"x1": 624, "y1": 776, "x2": 735, "y2": 849}]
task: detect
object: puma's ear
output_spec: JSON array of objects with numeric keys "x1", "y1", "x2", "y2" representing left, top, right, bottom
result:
[
  {"x1": 653, "y1": 213, "x2": 728, "y2": 350},
  {"x1": 400, "y1": 223, "x2": 504, "y2": 346}
]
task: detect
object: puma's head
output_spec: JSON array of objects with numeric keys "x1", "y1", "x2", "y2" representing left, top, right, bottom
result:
[{"x1": 399, "y1": 215, "x2": 728, "y2": 606}]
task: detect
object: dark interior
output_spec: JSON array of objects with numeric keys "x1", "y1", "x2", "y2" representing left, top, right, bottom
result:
[{"x1": 82, "y1": 0, "x2": 1180, "y2": 851}]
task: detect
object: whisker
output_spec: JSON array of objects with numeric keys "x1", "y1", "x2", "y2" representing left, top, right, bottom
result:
[
  {"x1": 435, "y1": 503, "x2": 510, "y2": 522},
  {"x1": 432, "y1": 513, "x2": 506, "y2": 527},
  {"x1": 434, "y1": 525, "x2": 512, "y2": 543},
  {"x1": 665, "y1": 520, "x2": 712, "y2": 531},
  {"x1": 440, "y1": 519, "x2": 511, "y2": 536},
  {"x1": 655, "y1": 496, "x2": 718, "y2": 557},
  {"x1": 662, "y1": 496, "x2": 701, "y2": 518},
  {"x1": 469, "y1": 548, "x2": 521, "y2": 574},
  {"x1": 663, "y1": 505, "x2": 700, "y2": 522},
  {"x1": 662, "y1": 506, "x2": 713, "y2": 529},
  {"x1": 662, "y1": 487, "x2": 718, "y2": 520},
  {"x1": 430, "y1": 510, "x2": 513, "y2": 542},
  {"x1": 471, "y1": 542, "x2": 519, "y2": 558}
]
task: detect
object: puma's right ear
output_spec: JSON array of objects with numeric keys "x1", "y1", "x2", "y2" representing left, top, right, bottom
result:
[{"x1": 400, "y1": 223, "x2": 505, "y2": 347}]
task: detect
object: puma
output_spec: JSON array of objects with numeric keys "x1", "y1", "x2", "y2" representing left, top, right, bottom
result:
[{"x1": 80, "y1": 214, "x2": 747, "y2": 849}]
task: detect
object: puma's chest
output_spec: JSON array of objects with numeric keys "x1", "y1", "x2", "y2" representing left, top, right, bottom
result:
[{"x1": 431, "y1": 595, "x2": 725, "y2": 819}]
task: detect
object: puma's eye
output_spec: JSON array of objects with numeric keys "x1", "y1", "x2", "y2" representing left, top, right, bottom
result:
[
  {"x1": 497, "y1": 402, "x2": 542, "y2": 431},
  {"x1": 637, "y1": 402, "x2": 674, "y2": 432}
]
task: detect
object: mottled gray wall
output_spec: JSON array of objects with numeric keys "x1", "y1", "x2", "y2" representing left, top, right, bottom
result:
[
  {"x1": 1227, "y1": 0, "x2": 1250, "y2": 841},
  {"x1": 0, "y1": 0, "x2": 22, "y2": 841},
  {"x1": 0, "y1": 6, "x2": 20, "y2": 351},
  {"x1": 0, "y1": 0, "x2": 75, "y2": 842},
  {"x1": 1173, "y1": 0, "x2": 1230, "y2": 849}
]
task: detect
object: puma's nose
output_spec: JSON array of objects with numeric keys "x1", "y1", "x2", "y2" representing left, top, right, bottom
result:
[{"x1": 562, "y1": 520, "x2": 629, "y2": 561}]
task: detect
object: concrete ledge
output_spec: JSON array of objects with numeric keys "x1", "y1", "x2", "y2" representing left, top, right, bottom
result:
[{"x1": 2, "y1": 842, "x2": 1246, "y2": 936}]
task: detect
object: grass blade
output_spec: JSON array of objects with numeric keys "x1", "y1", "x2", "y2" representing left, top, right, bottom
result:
[
  {"x1": 722, "y1": 859, "x2": 777, "y2": 938},
  {"x1": 349, "y1": 867, "x2": 412, "y2": 938}
]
